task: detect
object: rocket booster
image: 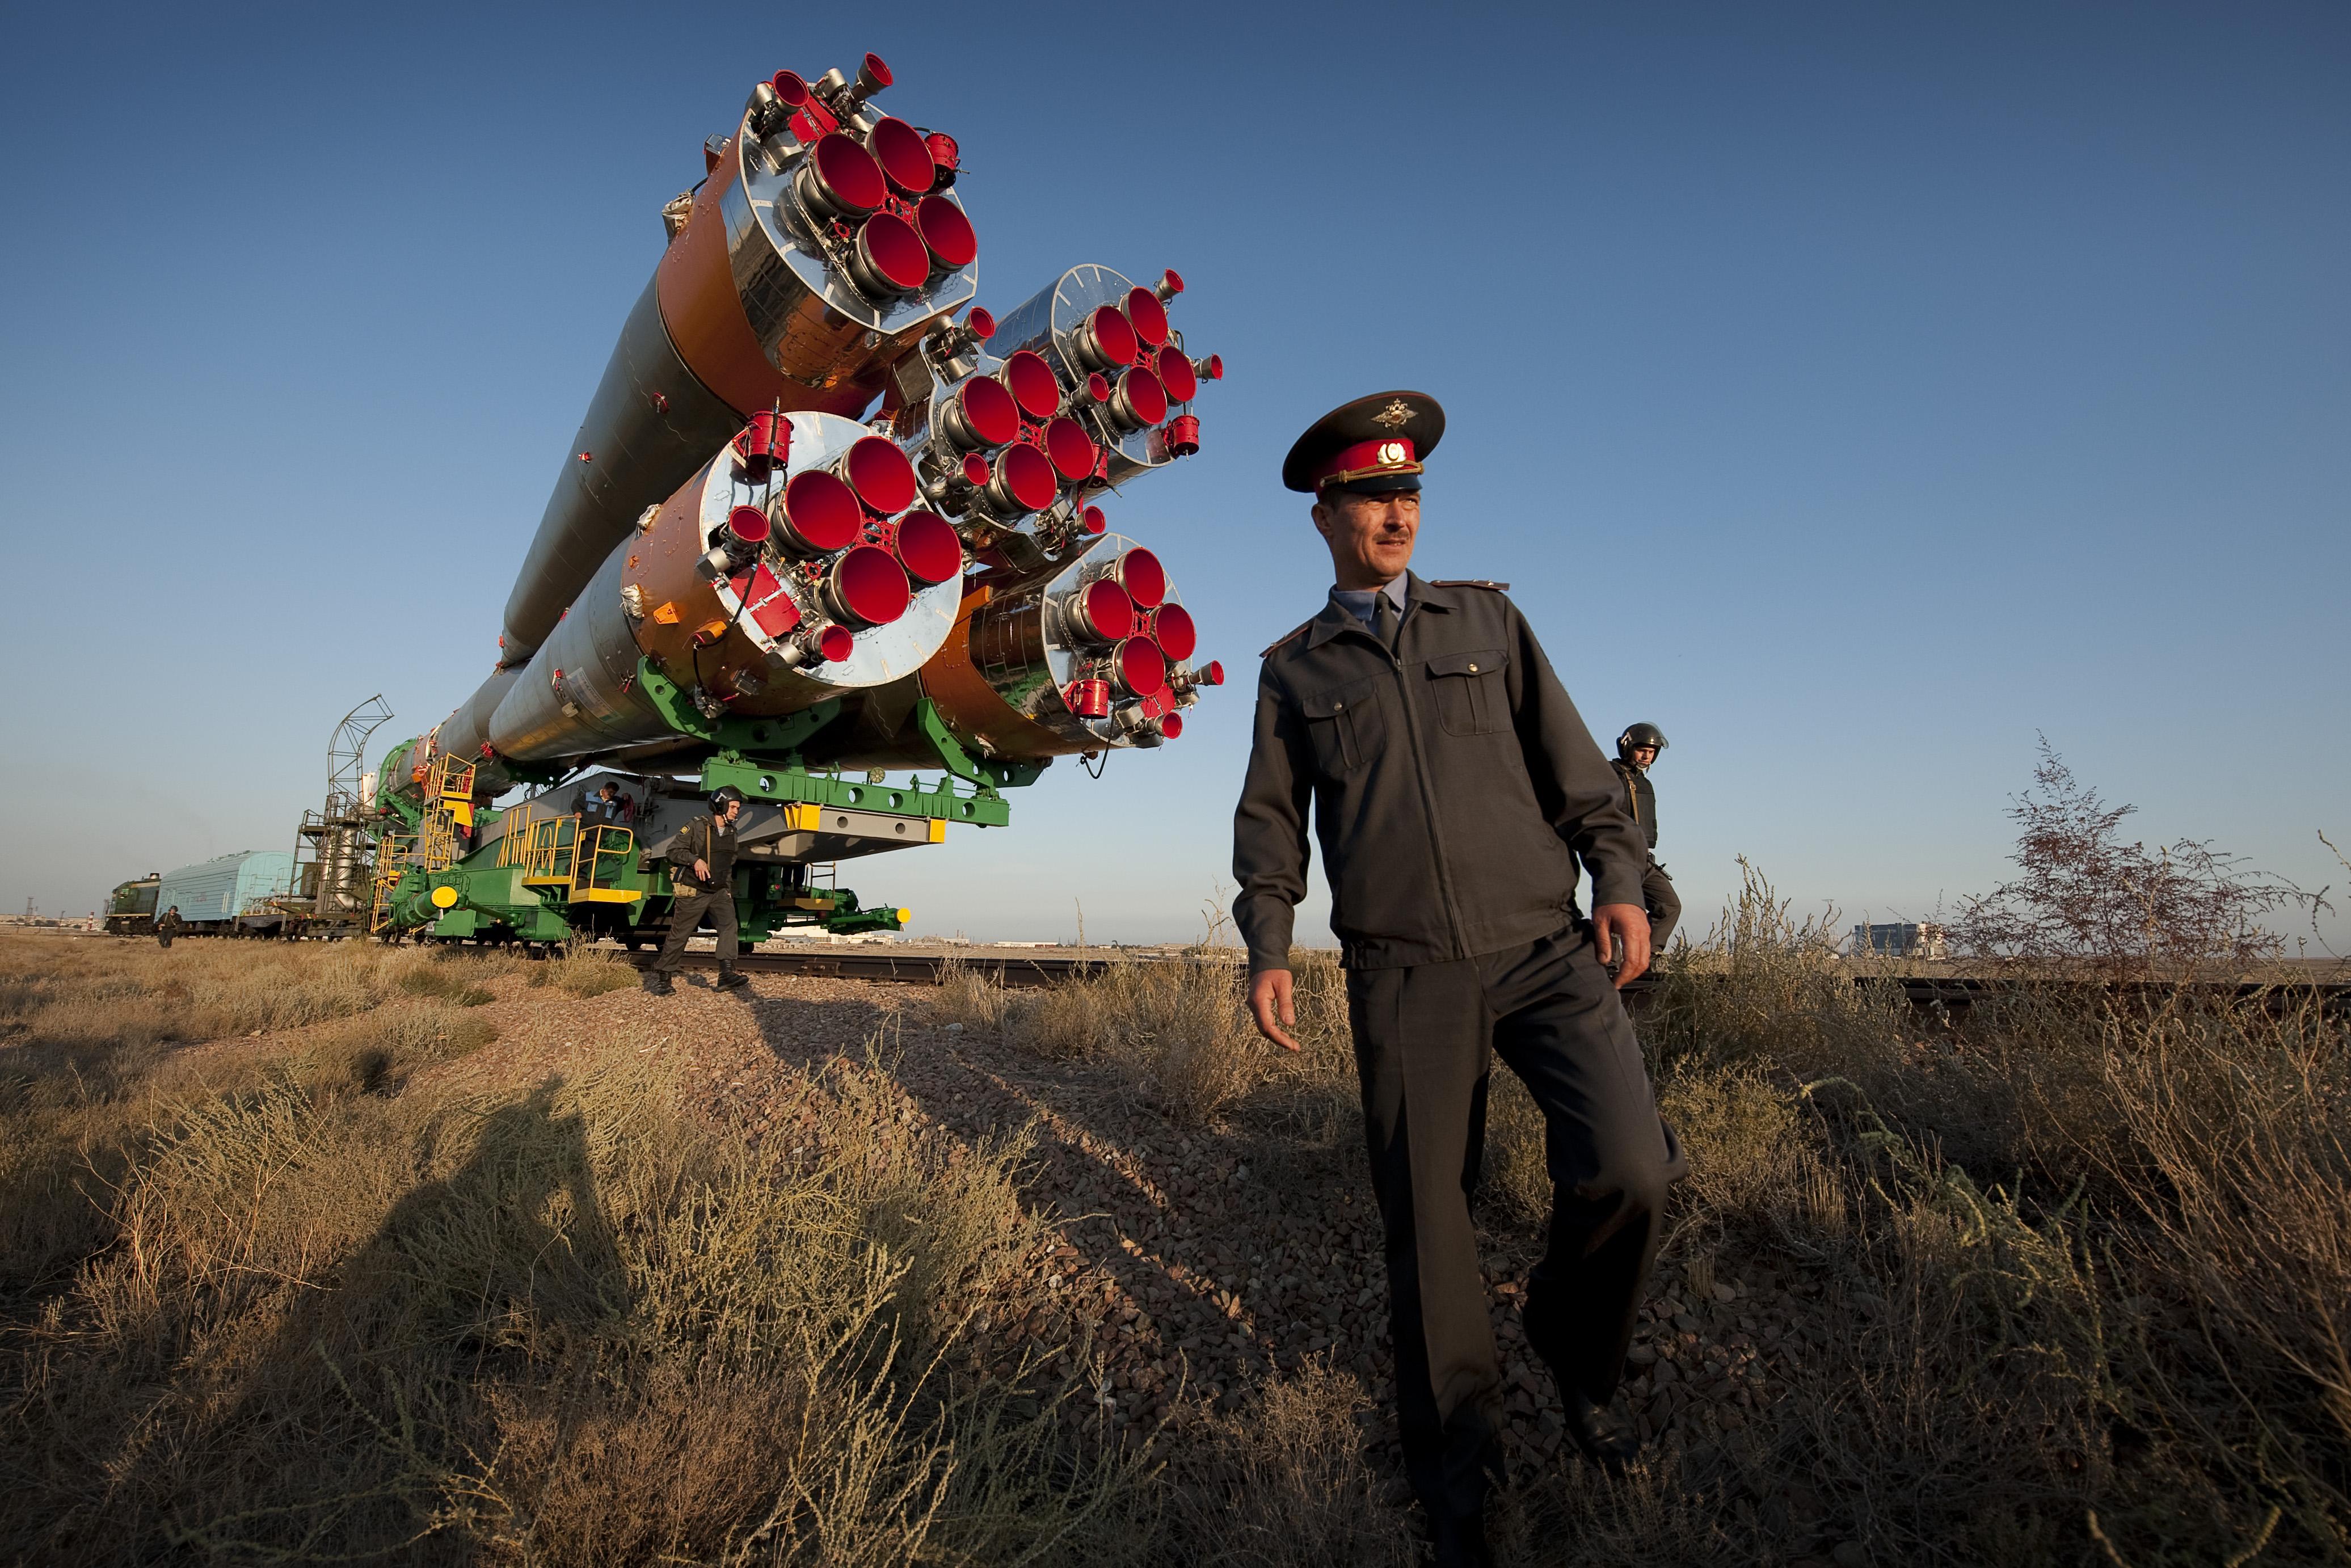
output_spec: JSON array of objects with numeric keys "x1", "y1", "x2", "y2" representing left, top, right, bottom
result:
[{"x1": 499, "y1": 54, "x2": 980, "y2": 666}]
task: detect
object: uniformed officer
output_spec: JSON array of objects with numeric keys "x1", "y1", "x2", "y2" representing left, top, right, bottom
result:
[
  {"x1": 644, "y1": 786, "x2": 751, "y2": 996},
  {"x1": 1233, "y1": 392, "x2": 1686, "y2": 1565},
  {"x1": 155, "y1": 905, "x2": 183, "y2": 949},
  {"x1": 1612, "y1": 723, "x2": 1682, "y2": 952}
]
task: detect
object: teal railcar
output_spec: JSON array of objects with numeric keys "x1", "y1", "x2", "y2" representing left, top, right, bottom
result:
[{"x1": 154, "y1": 852, "x2": 296, "y2": 932}]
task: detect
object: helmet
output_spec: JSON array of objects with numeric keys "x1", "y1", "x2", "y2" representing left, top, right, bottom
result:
[
  {"x1": 711, "y1": 786, "x2": 746, "y2": 807},
  {"x1": 1616, "y1": 722, "x2": 1668, "y2": 762}
]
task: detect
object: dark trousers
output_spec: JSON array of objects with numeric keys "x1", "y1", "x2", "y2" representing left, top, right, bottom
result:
[
  {"x1": 155, "y1": 933, "x2": 173, "y2": 949},
  {"x1": 1346, "y1": 923, "x2": 1685, "y2": 1525},
  {"x1": 651, "y1": 886, "x2": 736, "y2": 976},
  {"x1": 1642, "y1": 859, "x2": 1682, "y2": 952}
]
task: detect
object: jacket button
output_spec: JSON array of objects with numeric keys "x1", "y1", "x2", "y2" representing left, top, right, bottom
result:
[
  {"x1": 1333, "y1": 701, "x2": 1344, "y2": 710},
  {"x1": 1468, "y1": 663, "x2": 1478, "y2": 672}
]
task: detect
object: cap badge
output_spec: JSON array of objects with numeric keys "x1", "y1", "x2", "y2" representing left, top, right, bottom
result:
[
  {"x1": 1378, "y1": 441, "x2": 1408, "y2": 464},
  {"x1": 1372, "y1": 399, "x2": 1413, "y2": 428}
]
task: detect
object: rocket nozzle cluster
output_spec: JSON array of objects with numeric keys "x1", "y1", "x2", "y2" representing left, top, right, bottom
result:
[
  {"x1": 756, "y1": 57, "x2": 975, "y2": 304},
  {"x1": 906, "y1": 266, "x2": 1219, "y2": 560}
]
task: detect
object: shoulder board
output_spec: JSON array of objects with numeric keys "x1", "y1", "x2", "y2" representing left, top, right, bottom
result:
[
  {"x1": 1259, "y1": 618, "x2": 1316, "y2": 657},
  {"x1": 1431, "y1": 579, "x2": 1510, "y2": 592}
]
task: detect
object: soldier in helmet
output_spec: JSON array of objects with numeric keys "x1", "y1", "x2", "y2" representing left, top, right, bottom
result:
[
  {"x1": 644, "y1": 786, "x2": 751, "y2": 996},
  {"x1": 1612, "y1": 723, "x2": 1681, "y2": 954},
  {"x1": 1233, "y1": 391, "x2": 1686, "y2": 1566}
]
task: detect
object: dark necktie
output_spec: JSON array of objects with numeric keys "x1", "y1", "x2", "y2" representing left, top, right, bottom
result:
[{"x1": 1372, "y1": 591, "x2": 1400, "y2": 650}]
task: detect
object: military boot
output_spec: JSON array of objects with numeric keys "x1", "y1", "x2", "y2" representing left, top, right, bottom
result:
[
  {"x1": 641, "y1": 971, "x2": 674, "y2": 997},
  {"x1": 713, "y1": 967, "x2": 750, "y2": 992},
  {"x1": 1560, "y1": 1389, "x2": 1641, "y2": 1470}
]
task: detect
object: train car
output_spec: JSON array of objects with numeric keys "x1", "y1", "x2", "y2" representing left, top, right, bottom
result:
[
  {"x1": 153, "y1": 852, "x2": 296, "y2": 935},
  {"x1": 103, "y1": 873, "x2": 160, "y2": 936}
]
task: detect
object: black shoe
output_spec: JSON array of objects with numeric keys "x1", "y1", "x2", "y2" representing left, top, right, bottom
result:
[
  {"x1": 641, "y1": 973, "x2": 675, "y2": 996},
  {"x1": 713, "y1": 968, "x2": 751, "y2": 992},
  {"x1": 1429, "y1": 1514, "x2": 1493, "y2": 1568},
  {"x1": 1562, "y1": 1390, "x2": 1642, "y2": 1470}
]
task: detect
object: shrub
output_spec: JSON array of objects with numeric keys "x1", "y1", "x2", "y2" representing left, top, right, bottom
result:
[
  {"x1": 1955, "y1": 739, "x2": 2310, "y2": 976},
  {"x1": 544, "y1": 942, "x2": 638, "y2": 998}
]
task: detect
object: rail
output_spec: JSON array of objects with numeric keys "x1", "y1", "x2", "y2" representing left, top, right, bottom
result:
[{"x1": 623, "y1": 949, "x2": 2351, "y2": 1010}]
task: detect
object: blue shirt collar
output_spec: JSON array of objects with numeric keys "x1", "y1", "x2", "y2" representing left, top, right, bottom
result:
[{"x1": 1329, "y1": 575, "x2": 1409, "y2": 630}]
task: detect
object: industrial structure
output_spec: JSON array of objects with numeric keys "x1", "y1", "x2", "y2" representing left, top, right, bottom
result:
[{"x1": 336, "y1": 55, "x2": 1224, "y2": 950}]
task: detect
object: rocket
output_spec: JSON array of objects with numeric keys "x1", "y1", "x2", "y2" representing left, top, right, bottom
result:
[{"x1": 396, "y1": 54, "x2": 1220, "y2": 810}]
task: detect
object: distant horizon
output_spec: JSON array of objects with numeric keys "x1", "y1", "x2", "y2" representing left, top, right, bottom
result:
[{"x1": 2, "y1": 1, "x2": 2343, "y2": 946}]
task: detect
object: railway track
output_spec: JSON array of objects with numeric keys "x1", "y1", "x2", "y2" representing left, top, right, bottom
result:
[{"x1": 634, "y1": 949, "x2": 2351, "y2": 1012}]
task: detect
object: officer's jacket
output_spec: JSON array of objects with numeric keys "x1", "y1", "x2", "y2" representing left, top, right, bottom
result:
[
  {"x1": 1612, "y1": 758, "x2": 1659, "y2": 851},
  {"x1": 1232, "y1": 573, "x2": 1646, "y2": 972},
  {"x1": 665, "y1": 812, "x2": 737, "y2": 892}
]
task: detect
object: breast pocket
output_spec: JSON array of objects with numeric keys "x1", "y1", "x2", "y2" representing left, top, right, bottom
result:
[
  {"x1": 1302, "y1": 676, "x2": 1388, "y2": 776},
  {"x1": 1426, "y1": 648, "x2": 1510, "y2": 737}
]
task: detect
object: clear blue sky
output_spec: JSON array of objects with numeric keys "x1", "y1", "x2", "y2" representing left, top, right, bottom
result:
[{"x1": 3, "y1": 2, "x2": 2345, "y2": 950}]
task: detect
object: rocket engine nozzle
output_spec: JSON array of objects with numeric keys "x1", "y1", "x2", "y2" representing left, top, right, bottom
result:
[
  {"x1": 849, "y1": 52, "x2": 892, "y2": 105},
  {"x1": 846, "y1": 213, "x2": 932, "y2": 298},
  {"x1": 1066, "y1": 578, "x2": 1136, "y2": 647},
  {"x1": 1107, "y1": 546, "x2": 1167, "y2": 610},
  {"x1": 1111, "y1": 638, "x2": 1169, "y2": 699},
  {"x1": 797, "y1": 133, "x2": 887, "y2": 221},
  {"x1": 1123, "y1": 286, "x2": 1170, "y2": 348},
  {"x1": 707, "y1": 505, "x2": 772, "y2": 572},
  {"x1": 931, "y1": 304, "x2": 994, "y2": 360},
  {"x1": 937, "y1": 374, "x2": 1019, "y2": 452},
  {"x1": 837, "y1": 435, "x2": 919, "y2": 516},
  {"x1": 886, "y1": 509, "x2": 964, "y2": 586},
  {"x1": 1155, "y1": 346, "x2": 1199, "y2": 403},
  {"x1": 1170, "y1": 657, "x2": 1224, "y2": 696},
  {"x1": 977, "y1": 441, "x2": 1059, "y2": 518},
  {"x1": 1040, "y1": 416, "x2": 1098, "y2": 482},
  {"x1": 779, "y1": 470, "x2": 866, "y2": 555},
  {"x1": 1143, "y1": 602, "x2": 1196, "y2": 662},
  {"x1": 1001, "y1": 351, "x2": 1063, "y2": 422},
  {"x1": 913, "y1": 196, "x2": 978, "y2": 277},
  {"x1": 1104, "y1": 366, "x2": 1168, "y2": 432},
  {"x1": 867, "y1": 117, "x2": 936, "y2": 196},
  {"x1": 1070, "y1": 305, "x2": 1140, "y2": 372},
  {"x1": 820, "y1": 543, "x2": 913, "y2": 627}
]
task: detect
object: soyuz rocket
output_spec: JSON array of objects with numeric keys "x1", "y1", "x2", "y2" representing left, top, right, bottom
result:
[{"x1": 399, "y1": 52, "x2": 1225, "y2": 813}]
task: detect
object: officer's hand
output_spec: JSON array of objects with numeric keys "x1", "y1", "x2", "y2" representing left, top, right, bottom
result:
[
  {"x1": 1592, "y1": 903, "x2": 1652, "y2": 988},
  {"x1": 693, "y1": 858, "x2": 711, "y2": 883},
  {"x1": 1248, "y1": 968, "x2": 1300, "y2": 1052}
]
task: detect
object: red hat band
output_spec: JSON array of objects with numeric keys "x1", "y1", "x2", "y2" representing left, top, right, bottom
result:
[{"x1": 1313, "y1": 436, "x2": 1421, "y2": 491}]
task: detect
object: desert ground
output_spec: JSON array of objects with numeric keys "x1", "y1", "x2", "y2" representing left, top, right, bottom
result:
[{"x1": 3, "y1": 876, "x2": 2345, "y2": 1566}]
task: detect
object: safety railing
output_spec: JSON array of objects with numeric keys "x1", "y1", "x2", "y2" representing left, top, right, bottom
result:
[
  {"x1": 368, "y1": 833, "x2": 415, "y2": 934},
  {"x1": 513, "y1": 815, "x2": 580, "y2": 886},
  {"x1": 569, "y1": 824, "x2": 639, "y2": 903},
  {"x1": 416, "y1": 754, "x2": 479, "y2": 872}
]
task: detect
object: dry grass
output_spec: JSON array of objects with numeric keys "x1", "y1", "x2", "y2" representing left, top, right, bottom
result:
[
  {"x1": 0, "y1": 933, "x2": 1134, "y2": 1566},
  {"x1": 938, "y1": 955, "x2": 1276, "y2": 1126},
  {"x1": 538, "y1": 940, "x2": 641, "y2": 998},
  {"x1": 10, "y1": 879, "x2": 2349, "y2": 1566},
  {"x1": 943, "y1": 867, "x2": 2351, "y2": 1565}
]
